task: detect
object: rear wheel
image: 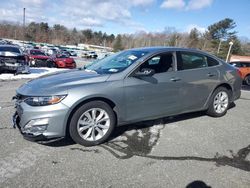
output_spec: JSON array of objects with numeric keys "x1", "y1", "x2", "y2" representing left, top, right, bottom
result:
[
  {"x1": 207, "y1": 87, "x2": 230, "y2": 117},
  {"x1": 69, "y1": 101, "x2": 115, "y2": 146},
  {"x1": 244, "y1": 75, "x2": 250, "y2": 86}
]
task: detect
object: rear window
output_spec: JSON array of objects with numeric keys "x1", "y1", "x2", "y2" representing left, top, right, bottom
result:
[
  {"x1": 230, "y1": 62, "x2": 250, "y2": 68},
  {"x1": 179, "y1": 52, "x2": 207, "y2": 70},
  {"x1": 58, "y1": 54, "x2": 69, "y2": 58},
  {"x1": 241, "y1": 62, "x2": 250, "y2": 67}
]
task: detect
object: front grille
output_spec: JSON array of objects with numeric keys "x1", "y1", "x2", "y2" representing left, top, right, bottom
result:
[{"x1": 0, "y1": 56, "x2": 26, "y2": 65}]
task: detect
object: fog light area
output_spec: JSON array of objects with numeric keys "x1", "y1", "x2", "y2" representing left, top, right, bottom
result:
[{"x1": 22, "y1": 118, "x2": 49, "y2": 135}]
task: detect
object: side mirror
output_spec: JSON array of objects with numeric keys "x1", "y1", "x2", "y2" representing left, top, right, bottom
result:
[{"x1": 134, "y1": 68, "x2": 155, "y2": 77}]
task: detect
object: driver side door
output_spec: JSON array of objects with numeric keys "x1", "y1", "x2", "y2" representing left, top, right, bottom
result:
[{"x1": 123, "y1": 52, "x2": 182, "y2": 122}]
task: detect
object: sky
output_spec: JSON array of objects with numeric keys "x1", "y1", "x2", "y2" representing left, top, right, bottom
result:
[{"x1": 0, "y1": 0, "x2": 250, "y2": 38}]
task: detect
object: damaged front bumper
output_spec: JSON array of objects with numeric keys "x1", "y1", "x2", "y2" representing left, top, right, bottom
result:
[
  {"x1": 12, "y1": 97, "x2": 69, "y2": 143},
  {"x1": 12, "y1": 112, "x2": 63, "y2": 143}
]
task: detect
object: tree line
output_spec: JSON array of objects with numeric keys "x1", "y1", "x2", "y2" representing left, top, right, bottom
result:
[
  {"x1": 0, "y1": 18, "x2": 250, "y2": 59},
  {"x1": 114, "y1": 18, "x2": 250, "y2": 59}
]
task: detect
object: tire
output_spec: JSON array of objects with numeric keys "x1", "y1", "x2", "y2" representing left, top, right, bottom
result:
[
  {"x1": 69, "y1": 101, "x2": 116, "y2": 146},
  {"x1": 244, "y1": 75, "x2": 250, "y2": 86},
  {"x1": 47, "y1": 61, "x2": 56, "y2": 68},
  {"x1": 206, "y1": 87, "x2": 230, "y2": 117}
]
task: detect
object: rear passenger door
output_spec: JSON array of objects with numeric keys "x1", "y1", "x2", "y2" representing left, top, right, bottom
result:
[{"x1": 176, "y1": 51, "x2": 220, "y2": 112}]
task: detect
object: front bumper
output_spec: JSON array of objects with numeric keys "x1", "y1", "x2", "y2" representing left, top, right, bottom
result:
[
  {"x1": 12, "y1": 101, "x2": 70, "y2": 142},
  {"x1": 0, "y1": 64, "x2": 29, "y2": 74},
  {"x1": 56, "y1": 62, "x2": 76, "y2": 69}
]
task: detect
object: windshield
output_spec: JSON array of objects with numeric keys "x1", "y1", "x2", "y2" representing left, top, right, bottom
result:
[
  {"x1": 0, "y1": 47, "x2": 21, "y2": 54},
  {"x1": 30, "y1": 50, "x2": 46, "y2": 56},
  {"x1": 57, "y1": 54, "x2": 69, "y2": 58},
  {"x1": 86, "y1": 50, "x2": 148, "y2": 74}
]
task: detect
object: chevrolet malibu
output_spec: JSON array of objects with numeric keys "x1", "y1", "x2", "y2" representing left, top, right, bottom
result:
[{"x1": 13, "y1": 47, "x2": 242, "y2": 146}]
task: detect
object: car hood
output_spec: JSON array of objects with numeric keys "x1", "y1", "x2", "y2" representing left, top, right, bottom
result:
[{"x1": 17, "y1": 69, "x2": 110, "y2": 96}]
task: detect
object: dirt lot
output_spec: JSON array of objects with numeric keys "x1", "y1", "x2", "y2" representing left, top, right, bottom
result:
[{"x1": 0, "y1": 80, "x2": 249, "y2": 188}]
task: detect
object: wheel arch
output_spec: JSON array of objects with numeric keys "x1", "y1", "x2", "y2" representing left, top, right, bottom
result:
[
  {"x1": 64, "y1": 97, "x2": 118, "y2": 137},
  {"x1": 204, "y1": 83, "x2": 233, "y2": 109},
  {"x1": 244, "y1": 73, "x2": 250, "y2": 82}
]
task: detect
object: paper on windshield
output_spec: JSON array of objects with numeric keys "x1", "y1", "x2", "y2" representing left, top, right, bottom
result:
[{"x1": 128, "y1": 55, "x2": 137, "y2": 61}]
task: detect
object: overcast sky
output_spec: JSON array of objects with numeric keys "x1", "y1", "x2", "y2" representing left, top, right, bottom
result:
[{"x1": 0, "y1": 0, "x2": 249, "y2": 38}]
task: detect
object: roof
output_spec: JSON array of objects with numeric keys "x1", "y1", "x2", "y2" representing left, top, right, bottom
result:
[
  {"x1": 0, "y1": 44, "x2": 20, "y2": 49},
  {"x1": 230, "y1": 55, "x2": 250, "y2": 62},
  {"x1": 129, "y1": 46, "x2": 207, "y2": 53}
]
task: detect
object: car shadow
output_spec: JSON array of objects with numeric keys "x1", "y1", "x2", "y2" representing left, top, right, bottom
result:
[
  {"x1": 242, "y1": 85, "x2": 250, "y2": 91},
  {"x1": 44, "y1": 103, "x2": 237, "y2": 148},
  {"x1": 186, "y1": 180, "x2": 212, "y2": 188},
  {"x1": 109, "y1": 111, "x2": 206, "y2": 142},
  {"x1": 43, "y1": 106, "x2": 250, "y2": 172},
  {"x1": 43, "y1": 111, "x2": 206, "y2": 148}
]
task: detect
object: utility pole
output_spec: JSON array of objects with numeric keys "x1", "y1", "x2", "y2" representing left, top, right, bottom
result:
[
  {"x1": 226, "y1": 41, "x2": 234, "y2": 62},
  {"x1": 23, "y1": 8, "x2": 26, "y2": 47},
  {"x1": 217, "y1": 40, "x2": 222, "y2": 55}
]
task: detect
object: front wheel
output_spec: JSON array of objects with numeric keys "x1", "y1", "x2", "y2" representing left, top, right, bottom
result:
[
  {"x1": 69, "y1": 101, "x2": 116, "y2": 146},
  {"x1": 244, "y1": 75, "x2": 250, "y2": 86},
  {"x1": 47, "y1": 61, "x2": 56, "y2": 68},
  {"x1": 206, "y1": 87, "x2": 230, "y2": 117}
]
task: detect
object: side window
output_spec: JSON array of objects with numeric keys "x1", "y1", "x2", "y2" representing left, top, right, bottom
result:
[
  {"x1": 139, "y1": 53, "x2": 174, "y2": 74},
  {"x1": 241, "y1": 63, "x2": 247, "y2": 67},
  {"x1": 207, "y1": 56, "x2": 219, "y2": 67},
  {"x1": 179, "y1": 52, "x2": 207, "y2": 70},
  {"x1": 241, "y1": 63, "x2": 250, "y2": 67},
  {"x1": 148, "y1": 56, "x2": 160, "y2": 65}
]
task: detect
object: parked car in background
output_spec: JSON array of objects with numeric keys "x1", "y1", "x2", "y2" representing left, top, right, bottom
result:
[
  {"x1": 13, "y1": 47, "x2": 241, "y2": 146},
  {"x1": 82, "y1": 51, "x2": 98, "y2": 59},
  {"x1": 0, "y1": 45, "x2": 29, "y2": 74},
  {"x1": 69, "y1": 50, "x2": 77, "y2": 57},
  {"x1": 61, "y1": 50, "x2": 77, "y2": 57},
  {"x1": 46, "y1": 48, "x2": 58, "y2": 56},
  {"x1": 26, "y1": 49, "x2": 50, "y2": 67},
  {"x1": 47, "y1": 54, "x2": 76, "y2": 69},
  {"x1": 229, "y1": 61, "x2": 250, "y2": 85}
]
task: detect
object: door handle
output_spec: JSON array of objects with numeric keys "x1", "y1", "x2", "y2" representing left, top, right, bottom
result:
[
  {"x1": 207, "y1": 73, "x2": 216, "y2": 77},
  {"x1": 170, "y1": 77, "x2": 181, "y2": 82}
]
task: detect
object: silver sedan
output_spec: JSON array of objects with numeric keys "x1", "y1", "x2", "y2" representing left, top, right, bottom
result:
[{"x1": 13, "y1": 47, "x2": 242, "y2": 146}]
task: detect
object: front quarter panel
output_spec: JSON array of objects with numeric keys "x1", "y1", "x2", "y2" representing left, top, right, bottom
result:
[{"x1": 61, "y1": 79, "x2": 125, "y2": 130}]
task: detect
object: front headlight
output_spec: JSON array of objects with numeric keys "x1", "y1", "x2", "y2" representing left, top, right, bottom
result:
[{"x1": 24, "y1": 95, "x2": 66, "y2": 106}]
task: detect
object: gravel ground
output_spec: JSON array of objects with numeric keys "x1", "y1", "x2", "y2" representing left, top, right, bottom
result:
[{"x1": 0, "y1": 78, "x2": 249, "y2": 188}]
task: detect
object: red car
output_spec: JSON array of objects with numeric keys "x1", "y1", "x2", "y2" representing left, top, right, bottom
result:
[
  {"x1": 47, "y1": 54, "x2": 76, "y2": 69},
  {"x1": 26, "y1": 49, "x2": 50, "y2": 67}
]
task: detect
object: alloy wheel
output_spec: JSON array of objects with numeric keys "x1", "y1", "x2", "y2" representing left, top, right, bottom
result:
[
  {"x1": 213, "y1": 91, "x2": 229, "y2": 114},
  {"x1": 77, "y1": 108, "x2": 110, "y2": 141}
]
